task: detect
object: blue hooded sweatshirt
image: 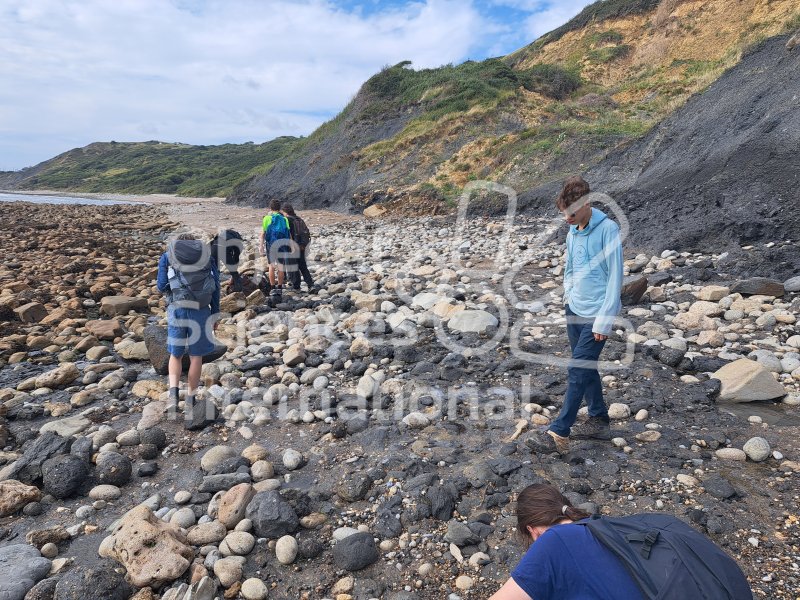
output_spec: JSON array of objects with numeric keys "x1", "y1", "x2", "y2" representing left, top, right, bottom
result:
[{"x1": 563, "y1": 207, "x2": 623, "y2": 335}]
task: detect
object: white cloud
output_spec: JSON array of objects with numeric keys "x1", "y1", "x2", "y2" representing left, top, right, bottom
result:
[
  {"x1": 522, "y1": 1, "x2": 591, "y2": 40},
  {"x1": 484, "y1": 0, "x2": 591, "y2": 41},
  {"x1": 0, "y1": 0, "x2": 589, "y2": 170}
]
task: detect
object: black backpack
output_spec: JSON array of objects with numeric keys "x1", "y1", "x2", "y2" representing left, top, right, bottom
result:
[
  {"x1": 292, "y1": 216, "x2": 311, "y2": 247},
  {"x1": 578, "y1": 514, "x2": 753, "y2": 600},
  {"x1": 211, "y1": 229, "x2": 243, "y2": 267}
]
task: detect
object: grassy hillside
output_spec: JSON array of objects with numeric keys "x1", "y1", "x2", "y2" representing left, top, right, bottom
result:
[
  {"x1": 229, "y1": 0, "x2": 799, "y2": 211},
  {"x1": 0, "y1": 137, "x2": 299, "y2": 197},
  {"x1": 408, "y1": 0, "x2": 799, "y2": 199}
]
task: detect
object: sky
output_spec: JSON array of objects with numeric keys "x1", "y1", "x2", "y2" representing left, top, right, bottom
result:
[{"x1": 0, "y1": 0, "x2": 593, "y2": 171}]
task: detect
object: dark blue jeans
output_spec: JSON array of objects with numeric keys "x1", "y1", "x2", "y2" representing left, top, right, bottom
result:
[{"x1": 549, "y1": 305, "x2": 609, "y2": 437}]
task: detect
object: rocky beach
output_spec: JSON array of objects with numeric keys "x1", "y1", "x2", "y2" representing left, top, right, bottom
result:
[{"x1": 0, "y1": 198, "x2": 799, "y2": 600}]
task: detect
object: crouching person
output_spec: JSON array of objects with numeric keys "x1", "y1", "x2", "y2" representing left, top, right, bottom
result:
[
  {"x1": 490, "y1": 483, "x2": 753, "y2": 600},
  {"x1": 156, "y1": 233, "x2": 220, "y2": 428}
]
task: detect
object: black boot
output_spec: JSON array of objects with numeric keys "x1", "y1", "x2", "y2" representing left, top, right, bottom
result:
[
  {"x1": 185, "y1": 395, "x2": 219, "y2": 431},
  {"x1": 167, "y1": 387, "x2": 180, "y2": 419}
]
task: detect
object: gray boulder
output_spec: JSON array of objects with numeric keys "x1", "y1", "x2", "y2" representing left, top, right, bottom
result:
[
  {"x1": 41, "y1": 455, "x2": 88, "y2": 499},
  {"x1": 784, "y1": 276, "x2": 800, "y2": 293},
  {"x1": 0, "y1": 544, "x2": 51, "y2": 600},
  {"x1": 53, "y1": 560, "x2": 134, "y2": 600},
  {"x1": 23, "y1": 577, "x2": 59, "y2": 600},
  {"x1": 95, "y1": 452, "x2": 132, "y2": 487},
  {"x1": 742, "y1": 437, "x2": 771, "y2": 462},
  {"x1": 333, "y1": 532, "x2": 379, "y2": 571},
  {"x1": 444, "y1": 521, "x2": 480, "y2": 547}
]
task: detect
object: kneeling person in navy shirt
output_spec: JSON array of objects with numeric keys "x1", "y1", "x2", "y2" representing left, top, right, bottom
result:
[{"x1": 490, "y1": 484, "x2": 643, "y2": 600}]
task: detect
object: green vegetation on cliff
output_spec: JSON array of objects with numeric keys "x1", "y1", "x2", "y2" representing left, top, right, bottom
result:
[{"x1": 362, "y1": 59, "x2": 581, "y2": 121}]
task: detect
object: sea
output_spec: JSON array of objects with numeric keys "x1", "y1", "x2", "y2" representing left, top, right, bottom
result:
[{"x1": 0, "y1": 191, "x2": 135, "y2": 205}]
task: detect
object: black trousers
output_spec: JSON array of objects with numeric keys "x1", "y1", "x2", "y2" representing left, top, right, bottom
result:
[
  {"x1": 290, "y1": 247, "x2": 314, "y2": 289},
  {"x1": 228, "y1": 270, "x2": 243, "y2": 292}
]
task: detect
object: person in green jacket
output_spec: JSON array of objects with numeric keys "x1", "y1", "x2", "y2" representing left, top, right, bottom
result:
[{"x1": 259, "y1": 199, "x2": 291, "y2": 295}]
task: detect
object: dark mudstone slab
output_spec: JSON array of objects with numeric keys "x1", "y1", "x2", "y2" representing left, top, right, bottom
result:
[
  {"x1": 730, "y1": 277, "x2": 784, "y2": 297},
  {"x1": 426, "y1": 482, "x2": 458, "y2": 521},
  {"x1": 374, "y1": 495, "x2": 404, "y2": 538},
  {"x1": 246, "y1": 491, "x2": 299, "y2": 538},
  {"x1": 621, "y1": 275, "x2": 648, "y2": 305},
  {"x1": 6, "y1": 432, "x2": 71, "y2": 485},
  {"x1": 143, "y1": 325, "x2": 226, "y2": 376},
  {"x1": 333, "y1": 532, "x2": 379, "y2": 571},
  {"x1": 704, "y1": 476, "x2": 738, "y2": 500},
  {"x1": 199, "y1": 472, "x2": 251, "y2": 494}
]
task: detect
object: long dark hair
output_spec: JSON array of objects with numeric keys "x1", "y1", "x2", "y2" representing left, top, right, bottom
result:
[
  {"x1": 516, "y1": 483, "x2": 591, "y2": 547},
  {"x1": 281, "y1": 202, "x2": 296, "y2": 217}
]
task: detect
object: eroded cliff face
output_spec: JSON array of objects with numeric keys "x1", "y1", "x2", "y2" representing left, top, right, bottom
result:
[
  {"x1": 227, "y1": 0, "x2": 799, "y2": 221},
  {"x1": 518, "y1": 33, "x2": 800, "y2": 278}
]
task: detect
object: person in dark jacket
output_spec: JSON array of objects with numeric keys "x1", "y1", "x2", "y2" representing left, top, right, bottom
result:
[
  {"x1": 210, "y1": 229, "x2": 244, "y2": 292},
  {"x1": 156, "y1": 233, "x2": 220, "y2": 414},
  {"x1": 281, "y1": 202, "x2": 314, "y2": 291}
]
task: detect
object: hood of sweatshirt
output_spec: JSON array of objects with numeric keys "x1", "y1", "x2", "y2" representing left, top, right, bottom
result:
[{"x1": 570, "y1": 207, "x2": 608, "y2": 236}]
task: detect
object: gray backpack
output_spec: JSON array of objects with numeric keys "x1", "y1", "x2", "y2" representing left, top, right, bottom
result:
[{"x1": 166, "y1": 239, "x2": 216, "y2": 310}]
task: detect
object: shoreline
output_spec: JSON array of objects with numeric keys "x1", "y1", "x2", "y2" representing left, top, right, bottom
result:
[
  {"x1": 0, "y1": 188, "x2": 225, "y2": 204},
  {"x1": 0, "y1": 201, "x2": 797, "y2": 598},
  {"x1": 0, "y1": 189, "x2": 361, "y2": 232}
]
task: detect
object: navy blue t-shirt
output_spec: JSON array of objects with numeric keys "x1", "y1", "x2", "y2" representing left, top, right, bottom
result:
[{"x1": 511, "y1": 522, "x2": 644, "y2": 600}]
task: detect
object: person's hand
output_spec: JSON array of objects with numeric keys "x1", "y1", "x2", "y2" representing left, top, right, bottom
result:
[{"x1": 593, "y1": 332, "x2": 607, "y2": 342}]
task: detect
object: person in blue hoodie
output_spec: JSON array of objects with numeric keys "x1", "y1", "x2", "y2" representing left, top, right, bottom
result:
[{"x1": 527, "y1": 176, "x2": 623, "y2": 455}]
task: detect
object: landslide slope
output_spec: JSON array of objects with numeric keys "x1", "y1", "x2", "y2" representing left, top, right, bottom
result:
[
  {"x1": 227, "y1": 0, "x2": 799, "y2": 212},
  {"x1": 519, "y1": 33, "x2": 800, "y2": 278}
]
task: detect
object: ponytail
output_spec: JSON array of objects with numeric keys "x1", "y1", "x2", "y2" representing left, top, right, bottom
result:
[
  {"x1": 563, "y1": 504, "x2": 590, "y2": 522},
  {"x1": 516, "y1": 484, "x2": 591, "y2": 547}
]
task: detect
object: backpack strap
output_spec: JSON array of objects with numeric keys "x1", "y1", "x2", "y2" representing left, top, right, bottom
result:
[
  {"x1": 577, "y1": 516, "x2": 660, "y2": 600},
  {"x1": 625, "y1": 530, "x2": 660, "y2": 559}
]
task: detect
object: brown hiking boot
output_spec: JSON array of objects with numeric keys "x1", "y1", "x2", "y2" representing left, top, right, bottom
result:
[
  {"x1": 572, "y1": 416, "x2": 612, "y2": 440},
  {"x1": 526, "y1": 430, "x2": 570, "y2": 455}
]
